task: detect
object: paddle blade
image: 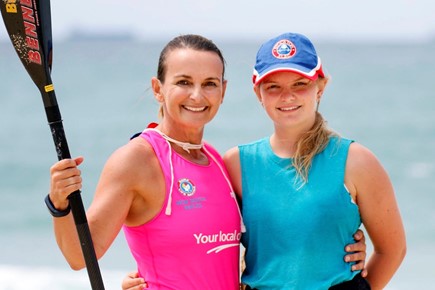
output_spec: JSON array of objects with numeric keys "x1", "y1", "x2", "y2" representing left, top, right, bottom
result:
[
  {"x1": 1, "y1": 0, "x2": 56, "y2": 106},
  {"x1": 2, "y1": 3, "x2": 106, "y2": 289}
]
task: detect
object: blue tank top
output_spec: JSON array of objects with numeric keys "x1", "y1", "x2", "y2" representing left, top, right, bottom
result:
[{"x1": 239, "y1": 136, "x2": 361, "y2": 289}]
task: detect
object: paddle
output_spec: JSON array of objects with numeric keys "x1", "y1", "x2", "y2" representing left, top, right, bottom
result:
[{"x1": 1, "y1": 1, "x2": 105, "y2": 289}]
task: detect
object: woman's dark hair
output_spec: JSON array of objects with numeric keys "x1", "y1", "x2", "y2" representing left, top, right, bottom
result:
[{"x1": 157, "y1": 34, "x2": 226, "y2": 83}]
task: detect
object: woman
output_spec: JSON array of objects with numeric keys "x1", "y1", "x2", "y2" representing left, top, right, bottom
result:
[
  {"x1": 122, "y1": 34, "x2": 372, "y2": 290},
  {"x1": 47, "y1": 34, "x2": 242, "y2": 289},
  {"x1": 223, "y1": 32, "x2": 406, "y2": 289}
]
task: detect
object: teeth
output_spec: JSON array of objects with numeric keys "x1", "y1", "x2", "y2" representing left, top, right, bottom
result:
[
  {"x1": 184, "y1": 106, "x2": 206, "y2": 112},
  {"x1": 280, "y1": 106, "x2": 299, "y2": 111}
]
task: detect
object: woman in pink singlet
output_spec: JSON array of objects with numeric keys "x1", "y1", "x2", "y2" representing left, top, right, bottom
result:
[
  {"x1": 47, "y1": 34, "x2": 367, "y2": 290},
  {"x1": 47, "y1": 34, "x2": 241, "y2": 289}
]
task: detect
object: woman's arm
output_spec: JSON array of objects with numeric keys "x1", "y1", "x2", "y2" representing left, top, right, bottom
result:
[
  {"x1": 346, "y1": 143, "x2": 406, "y2": 289},
  {"x1": 49, "y1": 141, "x2": 152, "y2": 269},
  {"x1": 49, "y1": 157, "x2": 88, "y2": 269},
  {"x1": 345, "y1": 229, "x2": 367, "y2": 276}
]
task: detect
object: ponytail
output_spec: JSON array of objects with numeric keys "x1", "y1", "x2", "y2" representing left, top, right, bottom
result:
[{"x1": 292, "y1": 112, "x2": 337, "y2": 184}]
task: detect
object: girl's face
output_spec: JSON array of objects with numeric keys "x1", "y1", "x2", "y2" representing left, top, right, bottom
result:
[
  {"x1": 152, "y1": 48, "x2": 227, "y2": 130},
  {"x1": 254, "y1": 71, "x2": 326, "y2": 131}
]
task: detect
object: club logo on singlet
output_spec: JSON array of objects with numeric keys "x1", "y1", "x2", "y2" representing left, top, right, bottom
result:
[{"x1": 178, "y1": 178, "x2": 196, "y2": 196}]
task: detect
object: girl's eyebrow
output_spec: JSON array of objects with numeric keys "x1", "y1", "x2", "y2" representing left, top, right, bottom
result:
[
  {"x1": 289, "y1": 76, "x2": 307, "y2": 82},
  {"x1": 263, "y1": 74, "x2": 307, "y2": 82},
  {"x1": 261, "y1": 79, "x2": 277, "y2": 84}
]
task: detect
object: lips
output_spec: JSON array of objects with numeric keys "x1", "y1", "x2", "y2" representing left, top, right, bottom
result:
[
  {"x1": 183, "y1": 105, "x2": 208, "y2": 112},
  {"x1": 278, "y1": 105, "x2": 300, "y2": 112}
]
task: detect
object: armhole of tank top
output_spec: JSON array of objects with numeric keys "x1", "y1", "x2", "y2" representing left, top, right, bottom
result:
[
  {"x1": 343, "y1": 139, "x2": 357, "y2": 205},
  {"x1": 135, "y1": 130, "x2": 173, "y2": 223}
]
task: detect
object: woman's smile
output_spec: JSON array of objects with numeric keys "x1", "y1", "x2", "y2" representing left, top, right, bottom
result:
[{"x1": 182, "y1": 105, "x2": 208, "y2": 112}]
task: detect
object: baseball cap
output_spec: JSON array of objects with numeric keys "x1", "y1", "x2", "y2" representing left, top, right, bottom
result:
[{"x1": 252, "y1": 32, "x2": 324, "y2": 85}]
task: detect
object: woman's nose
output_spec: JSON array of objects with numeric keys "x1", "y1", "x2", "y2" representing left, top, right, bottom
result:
[{"x1": 189, "y1": 86, "x2": 203, "y2": 101}]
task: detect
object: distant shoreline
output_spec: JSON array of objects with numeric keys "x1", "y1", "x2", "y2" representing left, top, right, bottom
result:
[{"x1": 1, "y1": 31, "x2": 435, "y2": 45}]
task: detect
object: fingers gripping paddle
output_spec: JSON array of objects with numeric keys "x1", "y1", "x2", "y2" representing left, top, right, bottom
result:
[{"x1": 1, "y1": 1, "x2": 105, "y2": 289}]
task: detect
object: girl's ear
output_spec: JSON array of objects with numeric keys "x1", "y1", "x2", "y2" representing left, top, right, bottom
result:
[
  {"x1": 254, "y1": 85, "x2": 263, "y2": 104},
  {"x1": 152, "y1": 77, "x2": 164, "y2": 102},
  {"x1": 316, "y1": 77, "x2": 329, "y2": 101}
]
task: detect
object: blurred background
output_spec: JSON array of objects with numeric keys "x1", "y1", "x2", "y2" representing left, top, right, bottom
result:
[{"x1": 1, "y1": 1, "x2": 434, "y2": 289}]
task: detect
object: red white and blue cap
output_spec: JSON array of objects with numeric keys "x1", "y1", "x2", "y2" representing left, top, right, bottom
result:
[{"x1": 253, "y1": 32, "x2": 324, "y2": 85}]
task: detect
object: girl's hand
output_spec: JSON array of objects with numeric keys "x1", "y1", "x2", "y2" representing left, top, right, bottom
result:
[{"x1": 121, "y1": 271, "x2": 147, "y2": 290}]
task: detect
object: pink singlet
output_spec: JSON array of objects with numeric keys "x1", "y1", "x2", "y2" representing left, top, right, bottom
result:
[{"x1": 123, "y1": 129, "x2": 242, "y2": 289}]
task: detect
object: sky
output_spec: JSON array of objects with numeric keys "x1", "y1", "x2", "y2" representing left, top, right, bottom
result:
[{"x1": 1, "y1": 0, "x2": 434, "y2": 43}]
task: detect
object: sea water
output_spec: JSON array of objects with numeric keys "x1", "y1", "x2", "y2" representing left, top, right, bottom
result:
[{"x1": 0, "y1": 38, "x2": 434, "y2": 289}]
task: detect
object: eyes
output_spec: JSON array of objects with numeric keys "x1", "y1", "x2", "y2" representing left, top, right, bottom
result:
[
  {"x1": 263, "y1": 80, "x2": 312, "y2": 92},
  {"x1": 175, "y1": 79, "x2": 219, "y2": 88}
]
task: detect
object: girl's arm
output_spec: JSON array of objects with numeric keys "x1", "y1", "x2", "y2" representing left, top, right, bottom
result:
[
  {"x1": 223, "y1": 146, "x2": 370, "y2": 274},
  {"x1": 346, "y1": 142, "x2": 406, "y2": 289}
]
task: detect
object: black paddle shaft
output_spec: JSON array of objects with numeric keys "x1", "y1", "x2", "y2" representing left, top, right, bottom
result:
[{"x1": 1, "y1": 1, "x2": 105, "y2": 289}]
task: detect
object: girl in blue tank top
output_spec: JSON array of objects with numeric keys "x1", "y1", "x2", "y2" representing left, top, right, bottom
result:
[
  {"x1": 119, "y1": 34, "x2": 370, "y2": 290},
  {"x1": 223, "y1": 32, "x2": 406, "y2": 290}
]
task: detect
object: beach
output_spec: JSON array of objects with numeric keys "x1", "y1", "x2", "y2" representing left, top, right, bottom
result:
[{"x1": 0, "y1": 38, "x2": 434, "y2": 289}]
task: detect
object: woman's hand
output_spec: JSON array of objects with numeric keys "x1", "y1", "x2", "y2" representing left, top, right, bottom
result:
[
  {"x1": 345, "y1": 229, "x2": 368, "y2": 277},
  {"x1": 49, "y1": 157, "x2": 84, "y2": 210},
  {"x1": 121, "y1": 271, "x2": 147, "y2": 290}
]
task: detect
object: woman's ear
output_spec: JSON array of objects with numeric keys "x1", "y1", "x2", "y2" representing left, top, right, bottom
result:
[
  {"x1": 221, "y1": 79, "x2": 228, "y2": 104},
  {"x1": 152, "y1": 77, "x2": 164, "y2": 102}
]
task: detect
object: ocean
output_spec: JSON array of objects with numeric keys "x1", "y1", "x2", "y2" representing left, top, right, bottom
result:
[{"x1": 0, "y1": 37, "x2": 434, "y2": 289}]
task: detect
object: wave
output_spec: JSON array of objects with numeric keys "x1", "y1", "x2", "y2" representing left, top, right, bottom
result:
[{"x1": 0, "y1": 264, "x2": 128, "y2": 290}]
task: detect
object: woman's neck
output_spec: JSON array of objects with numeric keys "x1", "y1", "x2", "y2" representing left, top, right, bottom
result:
[
  {"x1": 156, "y1": 123, "x2": 204, "y2": 146},
  {"x1": 154, "y1": 124, "x2": 208, "y2": 164}
]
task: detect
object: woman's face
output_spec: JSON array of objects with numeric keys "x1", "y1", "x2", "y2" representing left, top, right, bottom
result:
[
  {"x1": 254, "y1": 71, "x2": 326, "y2": 131},
  {"x1": 153, "y1": 48, "x2": 227, "y2": 130}
]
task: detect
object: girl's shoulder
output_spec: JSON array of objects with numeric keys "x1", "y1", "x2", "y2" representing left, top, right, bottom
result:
[{"x1": 346, "y1": 142, "x2": 385, "y2": 184}]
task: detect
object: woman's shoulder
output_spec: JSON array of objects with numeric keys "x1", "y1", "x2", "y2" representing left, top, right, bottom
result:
[
  {"x1": 103, "y1": 136, "x2": 159, "y2": 179},
  {"x1": 114, "y1": 136, "x2": 154, "y2": 160}
]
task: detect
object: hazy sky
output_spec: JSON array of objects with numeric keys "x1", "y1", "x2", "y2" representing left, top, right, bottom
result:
[{"x1": 1, "y1": 0, "x2": 434, "y2": 42}]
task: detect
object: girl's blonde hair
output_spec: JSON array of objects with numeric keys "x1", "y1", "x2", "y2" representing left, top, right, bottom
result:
[{"x1": 292, "y1": 111, "x2": 337, "y2": 184}]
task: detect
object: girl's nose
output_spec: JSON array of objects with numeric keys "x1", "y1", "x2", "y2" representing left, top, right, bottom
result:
[{"x1": 281, "y1": 89, "x2": 296, "y2": 101}]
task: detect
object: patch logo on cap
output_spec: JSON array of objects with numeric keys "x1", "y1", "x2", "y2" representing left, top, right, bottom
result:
[
  {"x1": 178, "y1": 178, "x2": 196, "y2": 196},
  {"x1": 272, "y1": 39, "x2": 296, "y2": 59}
]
